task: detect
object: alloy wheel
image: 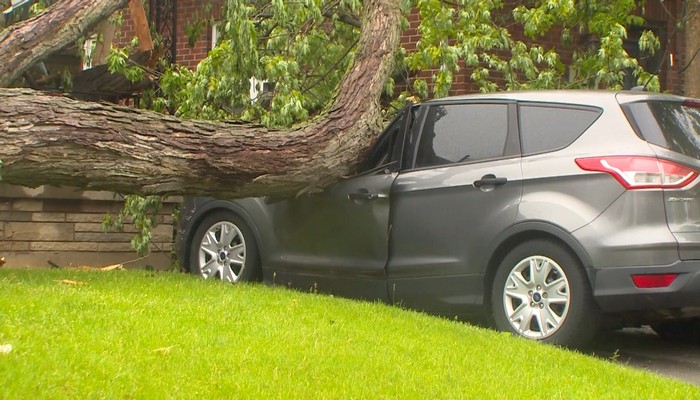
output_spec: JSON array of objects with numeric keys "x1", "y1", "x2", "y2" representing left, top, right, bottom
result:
[
  {"x1": 502, "y1": 255, "x2": 571, "y2": 339},
  {"x1": 197, "y1": 221, "x2": 247, "y2": 282}
]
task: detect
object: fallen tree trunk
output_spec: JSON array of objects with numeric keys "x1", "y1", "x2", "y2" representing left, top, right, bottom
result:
[{"x1": 0, "y1": 0, "x2": 401, "y2": 198}]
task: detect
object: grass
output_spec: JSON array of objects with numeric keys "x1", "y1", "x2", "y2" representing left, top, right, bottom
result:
[{"x1": 0, "y1": 269, "x2": 697, "y2": 399}]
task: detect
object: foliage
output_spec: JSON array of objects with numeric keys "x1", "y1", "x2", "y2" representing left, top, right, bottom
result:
[
  {"x1": 2, "y1": 269, "x2": 699, "y2": 398},
  {"x1": 106, "y1": 40, "x2": 146, "y2": 83},
  {"x1": 402, "y1": 0, "x2": 661, "y2": 98},
  {"x1": 154, "y1": 0, "x2": 362, "y2": 127},
  {"x1": 102, "y1": 195, "x2": 163, "y2": 256}
]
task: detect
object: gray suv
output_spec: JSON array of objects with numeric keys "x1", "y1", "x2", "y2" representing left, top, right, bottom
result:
[{"x1": 177, "y1": 90, "x2": 700, "y2": 347}]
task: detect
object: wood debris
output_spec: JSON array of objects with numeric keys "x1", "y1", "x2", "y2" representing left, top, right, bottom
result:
[{"x1": 76, "y1": 263, "x2": 124, "y2": 271}]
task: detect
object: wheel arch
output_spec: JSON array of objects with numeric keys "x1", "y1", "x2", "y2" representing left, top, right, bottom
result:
[
  {"x1": 180, "y1": 199, "x2": 265, "y2": 273},
  {"x1": 483, "y1": 221, "x2": 593, "y2": 311}
]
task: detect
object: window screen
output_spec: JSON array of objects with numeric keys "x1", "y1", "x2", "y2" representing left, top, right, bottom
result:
[
  {"x1": 415, "y1": 103, "x2": 509, "y2": 168},
  {"x1": 519, "y1": 105, "x2": 601, "y2": 155}
]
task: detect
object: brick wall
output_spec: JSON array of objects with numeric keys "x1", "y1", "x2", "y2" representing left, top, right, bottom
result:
[
  {"x1": 0, "y1": 184, "x2": 177, "y2": 269},
  {"x1": 174, "y1": 0, "x2": 221, "y2": 68}
]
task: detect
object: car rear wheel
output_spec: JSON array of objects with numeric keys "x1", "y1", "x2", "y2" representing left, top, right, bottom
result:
[
  {"x1": 491, "y1": 239, "x2": 599, "y2": 347},
  {"x1": 188, "y1": 211, "x2": 261, "y2": 283}
]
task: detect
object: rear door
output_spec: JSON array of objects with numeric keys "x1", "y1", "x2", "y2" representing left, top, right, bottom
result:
[{"x1": 387, "y1": 101, "x2": 523, "y2": 315}]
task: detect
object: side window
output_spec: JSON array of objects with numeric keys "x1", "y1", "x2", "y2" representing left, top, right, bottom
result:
[
  {"x1": 519, "y1": 104, "x2": 601, "y2": 155},
  {"x1": 415, "y1": 103, "x2": 509, "y2": 168},
  {"x1": 360, "y1": 111, "x2": 406, "y2": 174}
]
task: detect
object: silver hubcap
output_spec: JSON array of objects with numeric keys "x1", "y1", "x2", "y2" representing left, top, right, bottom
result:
[
  {"x1": 502, "y1": 256, "x2": 570, "y2": 339},
  {"x1": 198, "y1": 221, "x2": 246, "y2": 282}
]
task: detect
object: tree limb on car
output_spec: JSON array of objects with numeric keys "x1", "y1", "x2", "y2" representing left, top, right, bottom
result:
[{"x1": 0, "y1": 0, "x2": 402, "y2": 199}]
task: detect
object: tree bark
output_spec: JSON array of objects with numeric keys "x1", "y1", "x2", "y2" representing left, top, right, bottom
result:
[
  {"x1": 0, "y1": 0, "x2": 402, "y2": 199},
  {"x1": 684, "y1": 1, "x2": 700, "y2": 97},
  {"x1": 0, "y1": 0, "x2": 129, "y2": 87}
]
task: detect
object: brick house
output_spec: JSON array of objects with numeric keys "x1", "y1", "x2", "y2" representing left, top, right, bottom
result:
[{"x1": 0, "y1": 0, "x2": 692, "y2": 268}]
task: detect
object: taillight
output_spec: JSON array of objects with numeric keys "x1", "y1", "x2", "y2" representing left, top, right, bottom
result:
[{"x1": 575, "y1": 156, "x2": 698, "y2": 189}]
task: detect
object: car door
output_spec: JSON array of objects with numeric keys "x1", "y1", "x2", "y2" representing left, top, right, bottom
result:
[
  {"x1": 264, "y1": 109, "x2": 411, "y2": 300},
  {"x1": 387, "y1": 101, "x2": 523, "y2": 315}
]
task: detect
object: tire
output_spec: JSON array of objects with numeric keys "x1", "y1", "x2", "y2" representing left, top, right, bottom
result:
[
  {"x1": 491, "y1": 239, "x2": 600, "y2": 347},
  {"x1": 651, "y1": 319, "x2": 700, "y2": 343},
  {"x1": 188, "y1": 211, "x2": 261, "y2": 283}
]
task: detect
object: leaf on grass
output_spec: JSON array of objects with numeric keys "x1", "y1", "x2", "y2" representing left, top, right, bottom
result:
[
  {"x1": 57, "y1": 279, "x2": 86, "y2": 286},
  {"x1": 0, "y1": 257, "x2": 5, "y2": 268},
  {"x1": 153, "y1": 345, "x2": 177, "y2": 355},
  {"x1": 0, "y1": 344, "x2": 12, "y2": 354}
]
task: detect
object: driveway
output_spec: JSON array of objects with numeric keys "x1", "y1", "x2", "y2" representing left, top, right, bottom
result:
[{"x1": 587, "y1": 327, "x2": 700, "y2": 385}]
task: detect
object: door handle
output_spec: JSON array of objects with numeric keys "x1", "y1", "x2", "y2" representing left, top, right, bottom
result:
[
  {"x1": 473, "y1": 175, "x2": 508, "y2": 188},
  {"x1": 348, "y1": 192, "x2": 388, "y2": 201}
]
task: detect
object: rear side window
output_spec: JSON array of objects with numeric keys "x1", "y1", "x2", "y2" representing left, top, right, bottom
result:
[
  {"x1": 415, "y1": 103, "x2": 509, "y2": 168},
  {"x1": 624, "y1": 100, "x2": 700, "y2": 159},
  {"x1": 519, "y1": 104, "x2": 602, "y2": 155}
]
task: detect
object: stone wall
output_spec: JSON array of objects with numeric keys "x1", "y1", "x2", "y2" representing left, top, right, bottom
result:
[{"x1": 0, "y1": 184, "x2": 178, "y2": 269}]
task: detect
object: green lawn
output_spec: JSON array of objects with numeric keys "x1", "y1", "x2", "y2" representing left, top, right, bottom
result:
[{"x1": 0, "y1": 269, "x2": 696, "y2": 399}]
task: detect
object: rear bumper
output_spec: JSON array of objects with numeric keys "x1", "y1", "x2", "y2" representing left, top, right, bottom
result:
[{"x1": 592, "y1": 260, "x2": 700, "y2": 316}]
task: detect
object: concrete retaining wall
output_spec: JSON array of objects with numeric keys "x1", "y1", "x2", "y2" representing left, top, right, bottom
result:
[{"x1": 0, "y1": 184, "x2": 178, "y2": 269}]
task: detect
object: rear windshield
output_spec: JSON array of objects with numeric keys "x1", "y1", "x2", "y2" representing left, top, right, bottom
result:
[{"x1": 624, "y1": 100, "x2": 700, "y2": 159}]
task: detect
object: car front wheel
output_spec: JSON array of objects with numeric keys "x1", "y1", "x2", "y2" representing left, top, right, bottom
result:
[
  {"x1": 491, "y1": 239, "x2": 599, "y2": 347},
  {"x1": 188, "y1": 211, "x2": 261, "y2": 283}
]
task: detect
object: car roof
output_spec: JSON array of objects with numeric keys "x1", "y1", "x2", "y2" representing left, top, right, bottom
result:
[{"x1": 423, "y1": 89, "x2": 689, "y2": 106}]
